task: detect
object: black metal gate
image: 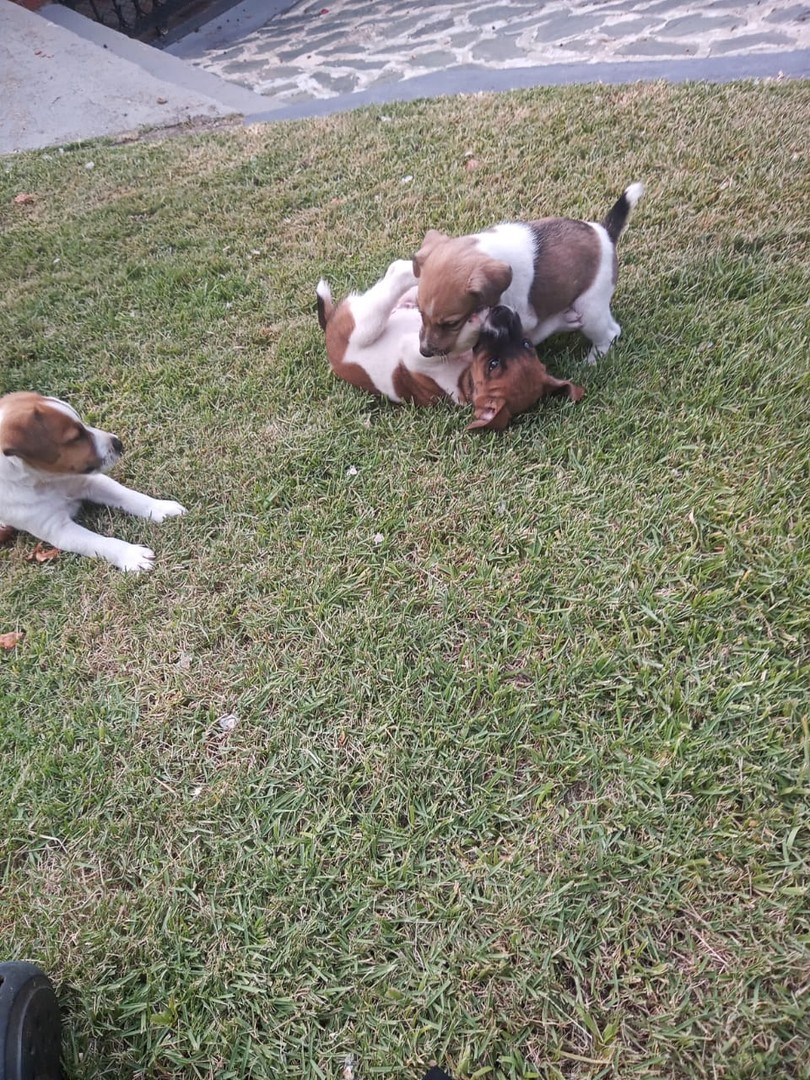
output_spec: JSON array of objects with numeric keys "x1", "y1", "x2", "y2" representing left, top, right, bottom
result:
[{"x1": 55, "y1": 0, "x2": 209, "y2": 41}]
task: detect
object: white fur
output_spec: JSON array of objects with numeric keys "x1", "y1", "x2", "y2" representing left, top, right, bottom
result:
[
  {"x1": 578, "y1": 223, "x2": 623, "y2": 364},
  {"x1": 332, "y1": 260, "x2": 471, "y2": 403},
  {"x1": 624, "y1": 181, "x2": 645, "y2": 209},
  {"x1": 0, "y1": 396, "x2": 185, "y2": 573},
  {"x1": 476, "y1": 223, "x2": 542, "y2": 339}
]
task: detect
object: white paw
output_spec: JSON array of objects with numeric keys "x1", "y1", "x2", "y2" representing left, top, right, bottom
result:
[
  {"x1": 148, "y1": 499, "x2": 187, "y2": 523},
  {"x1": 385, "y1": 259, "x2": 415, "y2": 280},
  {"x1": 116, "y1": 545, "x2": 156, "y2": 573}
]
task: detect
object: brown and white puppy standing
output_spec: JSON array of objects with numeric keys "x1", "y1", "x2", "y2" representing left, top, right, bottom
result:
[
  {"x1": 413, "y1": 181, "x2": 644, "y2": 364},
  {"x1": 0, "y1": 392, "x2": 185, "y2": 572},
  {"x1": 316, "y1": 260, "x2": 583, "y2": 430}
]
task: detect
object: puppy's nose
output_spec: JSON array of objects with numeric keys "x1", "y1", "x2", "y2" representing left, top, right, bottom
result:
[
  {"x1": 111, "y1": 436, "x2": 124, "y2": 456},
  {"x1": 419, "y1": 343, "x2": 434, "y2": 358}
]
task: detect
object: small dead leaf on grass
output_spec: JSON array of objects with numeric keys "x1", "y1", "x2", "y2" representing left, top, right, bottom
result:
[
  {"x1": 26, "y1": 543, "x2": 60, "y2": 564},
  {"x1": 0, "y1": 631, "x2": 25, "y2": 650},
  {"x1": 13, "y1": 193, "x2": 35, "y2": 205}
]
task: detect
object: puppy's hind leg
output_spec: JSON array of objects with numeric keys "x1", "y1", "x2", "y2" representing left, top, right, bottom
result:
[
  {"x1": 581, "y1": 307, "x2": 621, "y2": 366},
  {"x1": 351, "y1": 260, "x2": 418, "y2": 348}
]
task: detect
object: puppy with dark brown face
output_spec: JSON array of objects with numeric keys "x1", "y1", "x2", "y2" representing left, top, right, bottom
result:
[
  {"x1": 464, "y1": 307, "x2": 584, "y2": 432},
  {"x1": 413, "y1": 182, "x2": 644, "y2": 365},
  {"x1": 0, "y1": 392, "x2": 185, "y2": 572}
]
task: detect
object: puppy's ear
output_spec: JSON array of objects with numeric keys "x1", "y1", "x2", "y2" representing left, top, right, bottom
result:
[
  {"x1": 467, "y1": 258, "x2": 513, "y2": 306},
  {"x1": 1, "y1": 408, "x2": 58, "y2": 463},
  {"x1": 413, "y1": 230, "x2": 449, "y2": 278},
  {"x1": 467, "y1": 399, "x2": 512, "y2": 432}
]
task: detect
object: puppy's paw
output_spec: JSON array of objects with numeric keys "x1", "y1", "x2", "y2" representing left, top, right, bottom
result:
[
  {"x1": 116, "y1": 545, "x2": 156, "y2": 573},
  {"x1": 568, "y1": 384, "x2": 585, "y2": 403},
  {"x1": 385, "y1": 258, "x2": 415, "y2": 279},
  {"x1": 148, "y1": 499, "x2": 187, "y2": 523}
]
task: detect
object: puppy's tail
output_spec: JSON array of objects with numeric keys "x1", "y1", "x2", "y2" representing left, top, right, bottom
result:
[
  {"x1": 316, "y1": 280, "x2": 334, "y2": 332},
  {"x1": 602, "y1": 181, "x2": 645, "y2": 244}
]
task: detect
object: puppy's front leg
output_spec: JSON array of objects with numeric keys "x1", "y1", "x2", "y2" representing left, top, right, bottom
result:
[
  {"x1": 37, "y1": 519, "x2": 156, "y2": 573},
  {"x1": 351, "y1": 260, "x2": 418, "y2": 348},
  {"x1": 82, "y1": 475, "x2": 186, "y2": 522},
  {"x1": 541, "y1": 373, "x2": 585, "y2": 403}
]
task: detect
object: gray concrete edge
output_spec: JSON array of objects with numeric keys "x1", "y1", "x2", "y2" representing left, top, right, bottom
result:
[
  {"x1": 245, "y1": 49, "x2": 810, "y2": 124},
  {"x1": 41, "y1": 2, "x2": 262, "y2": 115}
]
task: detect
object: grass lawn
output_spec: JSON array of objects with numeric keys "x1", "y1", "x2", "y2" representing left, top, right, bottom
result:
[{"x1": 1, "y1": 79, "x2": 809, "y2": 1079}]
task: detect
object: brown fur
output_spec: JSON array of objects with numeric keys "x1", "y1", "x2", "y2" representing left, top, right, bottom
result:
[
  {"x1": 526, "y1": 219, "x2": 600, "y2": 315},
  {"x1": 391, "y1": 365, "x2": 455, "y2": 406},
  {"x1": 320, "y1": 302, "x2": 382, "y2": 397},
  {"x1": 0, "y1": 392, "x2": 102, "y2": 474}
]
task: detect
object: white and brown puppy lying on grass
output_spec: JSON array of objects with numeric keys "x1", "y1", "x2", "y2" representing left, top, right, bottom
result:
[
  {"x1": 317, "y1": 259, "x2": 582, "y2": 431},
  {"x1": 0, "y1": 392, "x2": 185, "y2": 572},
  {"x1": 413, "y1": 181, "x2": 644, "y2": 364}
]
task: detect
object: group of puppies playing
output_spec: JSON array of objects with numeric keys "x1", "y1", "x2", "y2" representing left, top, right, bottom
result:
[
  {"x1": 0, "y1": 182, "x2": 643, "y2": 572},
  {"x1": 318, "y1": 180, "x2": 644, "y2": 429}
]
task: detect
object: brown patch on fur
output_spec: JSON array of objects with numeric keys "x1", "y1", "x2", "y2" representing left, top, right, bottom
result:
[
  {"x1": 391, "y1": 365, "x2": 455, "y2": 407},
  {"x1": 526, "y1": 219, "x2": 601, "y2": 316},
  {"x1": 320, "y1": 302, "x2": 380, "y2": 396},
  {"x1": 0, "y1": 392, "x2": 101, "y2": 474}
]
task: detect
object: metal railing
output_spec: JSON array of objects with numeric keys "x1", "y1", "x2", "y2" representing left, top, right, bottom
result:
[{"x1": 55, "y1": 0, "x2": 204, "y2": 40}]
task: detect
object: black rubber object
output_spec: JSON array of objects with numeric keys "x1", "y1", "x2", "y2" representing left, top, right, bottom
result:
[
  {"x1": 422, "y1": 1070, "x2": 453, "y2": 1080},
  {"x1": 0, "y1": 963, "x2": 62, "y2": 1080}
]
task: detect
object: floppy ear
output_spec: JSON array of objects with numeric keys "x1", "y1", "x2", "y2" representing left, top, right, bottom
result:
[
  {"x1": 1, "y1": 408, "x2": 58, "y2": 463},
  {"x1": 413, "y1": 230, "x2": 449, "y2": 278},
  {"x1": 467, "y1": 398, "x2": 512, "y2": 432},
  {"x1": 467, "y1": 258, "x2": 513, "y2": 306}
]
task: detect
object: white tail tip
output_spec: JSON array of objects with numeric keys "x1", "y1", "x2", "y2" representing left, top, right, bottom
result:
[
  {"x1": 316, "y1": 279, "x2": 332, "y2": 302},
  {"x1": 625, "y1": 181, "x2": 645, "y2": 209}
]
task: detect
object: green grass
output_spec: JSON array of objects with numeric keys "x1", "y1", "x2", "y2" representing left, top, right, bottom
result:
[{"x1": 1, "y1": 79, "x2": 809, "y2": 1080}]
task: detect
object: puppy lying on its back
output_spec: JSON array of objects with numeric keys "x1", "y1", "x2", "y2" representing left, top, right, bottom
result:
[{"x1": 317, "y1": 260, "x2": 583, "y2": 431}]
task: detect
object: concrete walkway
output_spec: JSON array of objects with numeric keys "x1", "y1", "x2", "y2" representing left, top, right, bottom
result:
[
  {"x1": 0, "y1": 0, "x2": 262, "y2": 154},
  {"x1": 1, "y1": 0, "x2": 808, "y2": 153}
]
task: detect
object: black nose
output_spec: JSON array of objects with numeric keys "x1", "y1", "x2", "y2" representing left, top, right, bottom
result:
[
  {"x1": 112, "y1": 436, "x2": 124, "y2": 455},
  {"x1": 419, "y1": 344, "x2": 434, "y2": 358}
]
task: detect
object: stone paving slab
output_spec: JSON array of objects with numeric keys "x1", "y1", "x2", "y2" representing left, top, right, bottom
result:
[{"x1": 168, "y1": 0, "x2": 810, "y2": 110}]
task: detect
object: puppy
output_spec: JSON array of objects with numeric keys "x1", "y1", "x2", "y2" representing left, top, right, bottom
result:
[
  {"x1": 0, "y1": 392, "x2": 185, "y2": 572},
  {"x1": 413, "y1": 181, "x2": 644, "y2": 364},
  {"x1": 464, "y1": 306, "x2": 584, "y2": 431},
  {"x1": 316, "y1": 260, "x2": 582, "y2": 430}
]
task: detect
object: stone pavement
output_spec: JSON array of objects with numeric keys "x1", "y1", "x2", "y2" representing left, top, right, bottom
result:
[{"x1": 168, "y1": 0, "x2": 810, "y2": 113}]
